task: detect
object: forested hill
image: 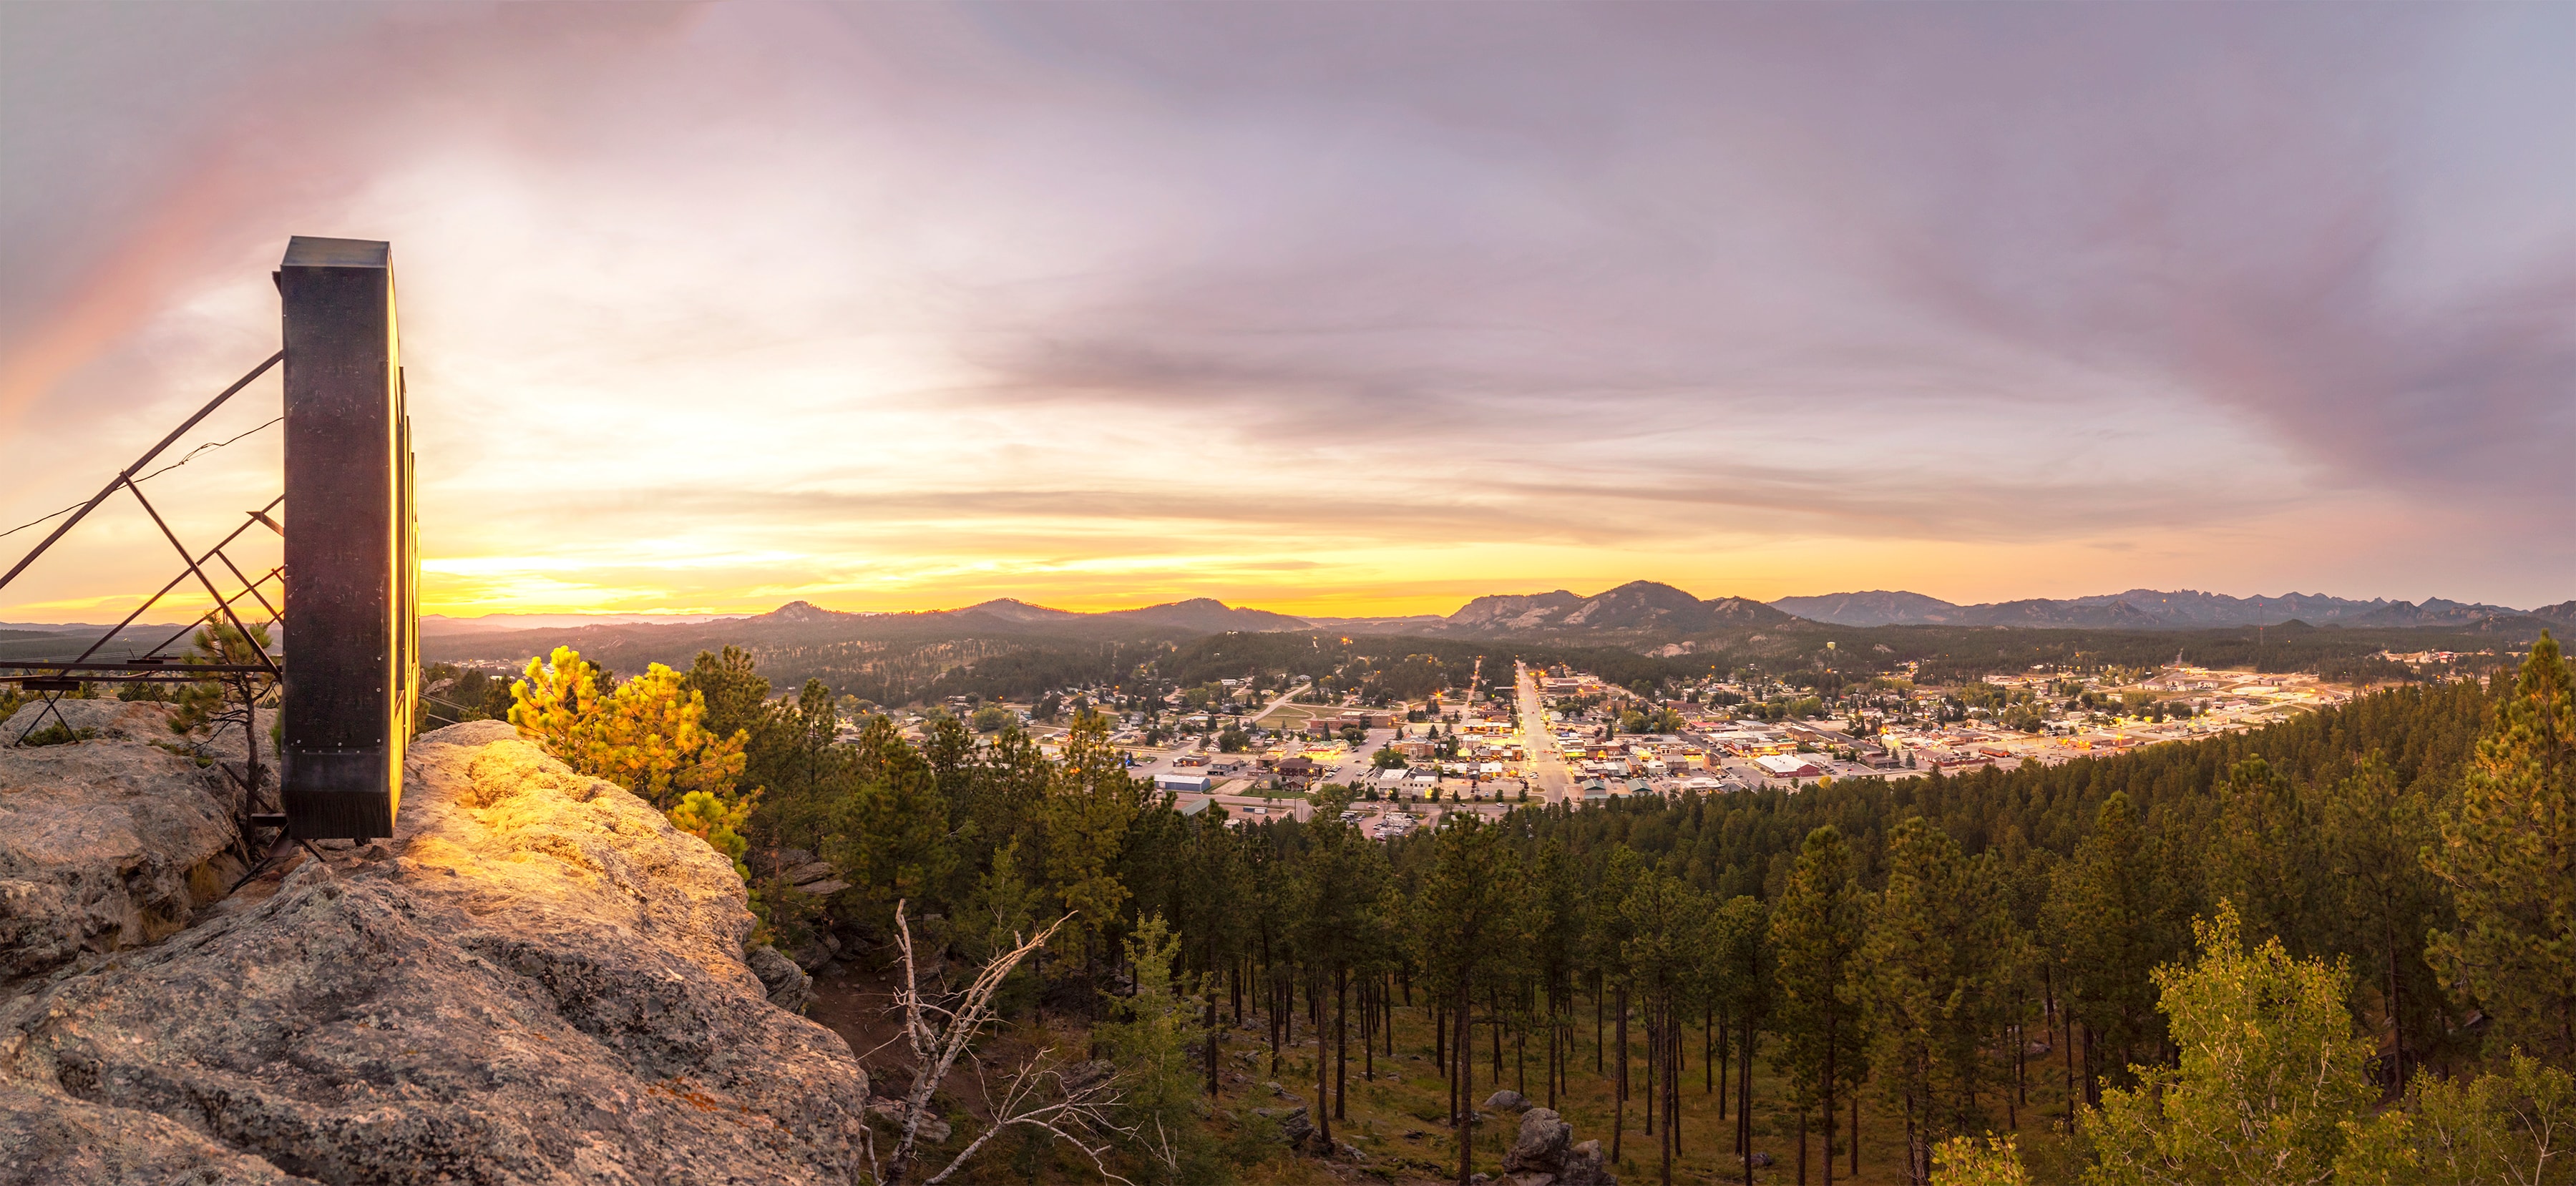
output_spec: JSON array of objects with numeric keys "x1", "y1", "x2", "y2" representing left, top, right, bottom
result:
[
  {"x1": 424, "y1": 595, "x2": 2546, "y2": 707},
  {"x1": 417, "y1": 623, "x2": 2570, "y2": 1183}
]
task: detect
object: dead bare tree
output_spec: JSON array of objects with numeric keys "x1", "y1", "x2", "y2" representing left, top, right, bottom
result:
[{"x1": 874, "y1": 901, "x2": 1135, "y2": 1186}]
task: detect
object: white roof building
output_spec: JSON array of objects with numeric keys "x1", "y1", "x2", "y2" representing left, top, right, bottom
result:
[{"x1": 1755, "y1": 754, "x2": 1823, "y2": 778}]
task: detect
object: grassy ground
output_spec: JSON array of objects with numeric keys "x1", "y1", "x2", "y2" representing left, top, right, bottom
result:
[
  {"x1": 815, "y1": 962, "x2": 2080, "y2": 1185},
  {"x1": 1258, "y1": 703, "x2": 1342, "y2": 733}
]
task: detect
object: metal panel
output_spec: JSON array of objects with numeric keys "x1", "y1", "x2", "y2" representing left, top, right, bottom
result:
[{"x1": 278, "y1": 236, "x2": 414, "y2": 839}]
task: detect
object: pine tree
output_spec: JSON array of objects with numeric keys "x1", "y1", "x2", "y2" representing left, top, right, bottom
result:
[
  {"x1": 2424, "y1": 632, "x2": 2576, "y2": 1064},
  {"x1": 1042, "y1": 709, "x2": 1143, "y2": 979},
  {"x1": 1416, "y1": 814, "x2": 1514, "y2": 1185},
  {"x1": 1709, "y1": 893, "x2": 1772, "y2": 1185},
  {"x1": 1620, "y1": 866, "x2": 1709, "y2": 1186},
  {"x1": 2205, "y1": 757, "x2": 2328, "y2": 957},
  {"x1": 2316, "y1": 754, "x2": 2447, "y2": 1082},
  {"x1": 1526, "y1": 837, "x2": 1586, "y2": 1109},
  {"x1": 829, "y1": 715, "x2": 954, "y2": 911},
  {"x1": 1171, "y1": 809, "x2": 1251, "y2": 1097},
  {"x1": 1293, "y1": 792, "x2": 1381, "y2": 1140},
  {"x1": 1771, "y1": 825, "x2": 1870, "y2": 1186},
  {"x1": 1098, "y1": 913, "x2": 1222, "y2": 1184},
  {"x1": 1597, "y1": 846, "x2": 1645, "y2": 1161},
  {"x1": 1866, "y1": 818, "x2": 2014, "y2": 1185},
  {"x1": 2046, "y1": 793, "x2": 2177, "y2": 1110},
  {"x1": 509, "y1": 646, "x2": 753, "y2": 867}
]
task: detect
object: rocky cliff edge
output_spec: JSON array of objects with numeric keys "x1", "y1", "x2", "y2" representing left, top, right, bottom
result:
[{"x1": 0, "y1": 718, "x2": 870, "y2": 1185}]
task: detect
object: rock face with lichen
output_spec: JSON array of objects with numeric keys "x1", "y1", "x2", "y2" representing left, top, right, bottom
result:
[
  {"x1": 0, "y1": 700, "x2": 248, "y2": 986},
  {"x1": 1501, "y1": 1106, "x2": 1617, "y2": 1186},
  {"x1": 0, "y1": 719, "x2": 870, "y2": 1185}
]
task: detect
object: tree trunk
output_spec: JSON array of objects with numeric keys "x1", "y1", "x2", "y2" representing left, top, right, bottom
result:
[
  {"x1": 1548, "y1": 1001, "x2": 1560, "y2": 1109},
  {"x1": 1904, "y1": 1094, "x2": 1923, "y2": 1186},
  {"x1": 1387, "y1": 974, "x2": 1397, "y2": 1058},
  {"x1": 1739, "y1": 1016, "x2": 1755, "y2": 1157},
  {"x1": 1335, "y1": 965, "x2": 1349, "y2": 1122},
  {"x1": 1613, "y1": 984, "x2": 1629, "y2": 1161},
  {"x1": 2385, "y1": 912, "x2": 2406, "y2": 1088},
  {"x1": 1205, "y1": 991, "x2": 1220, "y2": 1097},
  {"x1": 1448, "y1": 1008, "x2": 1460, "y2": 1145},
  {"x1": 1718, "y1": 1005, "x2": 1731, "y2": 1119},
  {"x1": 2082, "y1": 1024, "x2": 2099, "y2": 1111},
  {"x1": 1659, "y1": 999, "x2": 1674, "y2": 1186},
  {"x1": 1666, "y1": 1000, "x2": 1684, "y2": 1179},
  {"x1": 2064, "y1": 1014, "x2": 2079, "y2": 1125},
  {"x1": 1365, "y1": 977, "x2": 1376, "y2": 1082},
  {"x1": 2014, "y1": 998, "x2": 2027, "y2": 1114},
  {"x1": 1822, "y1": 1011, "x2": 1836, "y2": 1186},
  {"x1": 1643, "y1": 997, "x2": 1656, "y2": 1139},
  {"x1": 1850, "y1": 1087, "x2": 1860, "y2": 1177},
  {"x1": 1457, "y1": 978, "x2": 1475, "y2": 1186},
  {"x1": 1596, "y1": 971, "x2": 1606, "y2": 1072}
]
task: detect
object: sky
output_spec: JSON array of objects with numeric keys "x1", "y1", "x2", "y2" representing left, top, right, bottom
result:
[{"x1": 2, "y1": 2, "x2": 2570, "y2": 622}]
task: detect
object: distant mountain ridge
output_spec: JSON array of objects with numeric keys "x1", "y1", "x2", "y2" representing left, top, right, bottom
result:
[
  {"x1": 1770, "y1": 588, "x2": 2542, "y2": 629},
  {"x1": 1424, "y1": 581, "x2": 1794, "y2": 636},
  {"x1": 404, "y1": 582, "x2": 2568, "y2": 660},
  {"x1": 422, "y1": 612, "x2": 745, "y2": 636},
  {"x1": 437, "y1": 597, "x2": 1316, "y2": 642}
]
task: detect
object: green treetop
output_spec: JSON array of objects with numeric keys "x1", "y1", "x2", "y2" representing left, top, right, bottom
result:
[
  {"x1": 2083, "y1": 901, "x2": 2386, "y2": 1186},
  {"x1": 2424, "y1": 632, "x2": 2576, "y2": 1065}
]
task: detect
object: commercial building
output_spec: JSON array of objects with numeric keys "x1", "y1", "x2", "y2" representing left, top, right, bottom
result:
[{"x1": 1754, "y1": 754, "x2": 1825, "y2": 779}]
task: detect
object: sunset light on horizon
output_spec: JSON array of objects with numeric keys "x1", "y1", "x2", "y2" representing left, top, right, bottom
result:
[{"x1": 6, "y1": 3, "x2": 2570, "y2": 622}]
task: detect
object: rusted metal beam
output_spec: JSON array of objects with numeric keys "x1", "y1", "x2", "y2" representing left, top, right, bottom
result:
[
  {"x1": 67, "y1": 498, "x2": 284, "y2": 667},
  {"x1": 1, "y1": 661, "x2": 275, "y2": 673},
  {"x1": 138, "y1": 566, "x2": 283, "y2": 658},
  {"x1": 119, "y1": 476, "x2": 279, "y2": 677},
  {"x1": 0, "y1": 351, "x2": 282, "y2": 593}
]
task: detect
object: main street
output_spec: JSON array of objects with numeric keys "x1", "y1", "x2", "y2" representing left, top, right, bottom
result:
[{"x1": 1514, "y1": 660, "x2": 1575, "y2": 805}]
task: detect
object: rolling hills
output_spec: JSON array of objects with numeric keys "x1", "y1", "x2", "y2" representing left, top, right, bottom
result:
[{"x1": 1767, "y1": 587, "x2": 2545, "y2": 629}]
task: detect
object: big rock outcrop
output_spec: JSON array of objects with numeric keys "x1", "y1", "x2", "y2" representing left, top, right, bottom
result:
[
  {"x1": 0, "y1": 700, "x2": 247, "y2": 985},
  {"x1": 1500, "y1": 1106, "x2": 1616, "y2": 1186},
  {"x1": 0, "y1": 719, "x2": 872, "y2": 1185}
]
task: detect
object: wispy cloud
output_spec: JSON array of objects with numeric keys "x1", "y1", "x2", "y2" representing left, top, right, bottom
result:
[{"x1": 2, "y1": 3, "x2": 2567, "y2": 619}]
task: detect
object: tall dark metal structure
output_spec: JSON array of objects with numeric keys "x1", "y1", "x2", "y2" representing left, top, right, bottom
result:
[
  {"x1": 278, "y1": 237, "x2": 417, "y2": 839},
  {"x1": 0, "y1": 235, "x2": 418, "y2": 843}
]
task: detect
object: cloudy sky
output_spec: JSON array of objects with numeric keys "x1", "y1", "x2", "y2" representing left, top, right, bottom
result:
[{"x1": 2, "y1": 2, "x2": 2569, "y2": 621}]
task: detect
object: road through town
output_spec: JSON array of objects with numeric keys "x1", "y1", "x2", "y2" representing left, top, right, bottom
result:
[
  {"x1": 1244, "y1": 680, "x2": 1312, "y2": 725},
  {"x1": 1515, "y1": 661, "x2": 1575, "y2": 805}
]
